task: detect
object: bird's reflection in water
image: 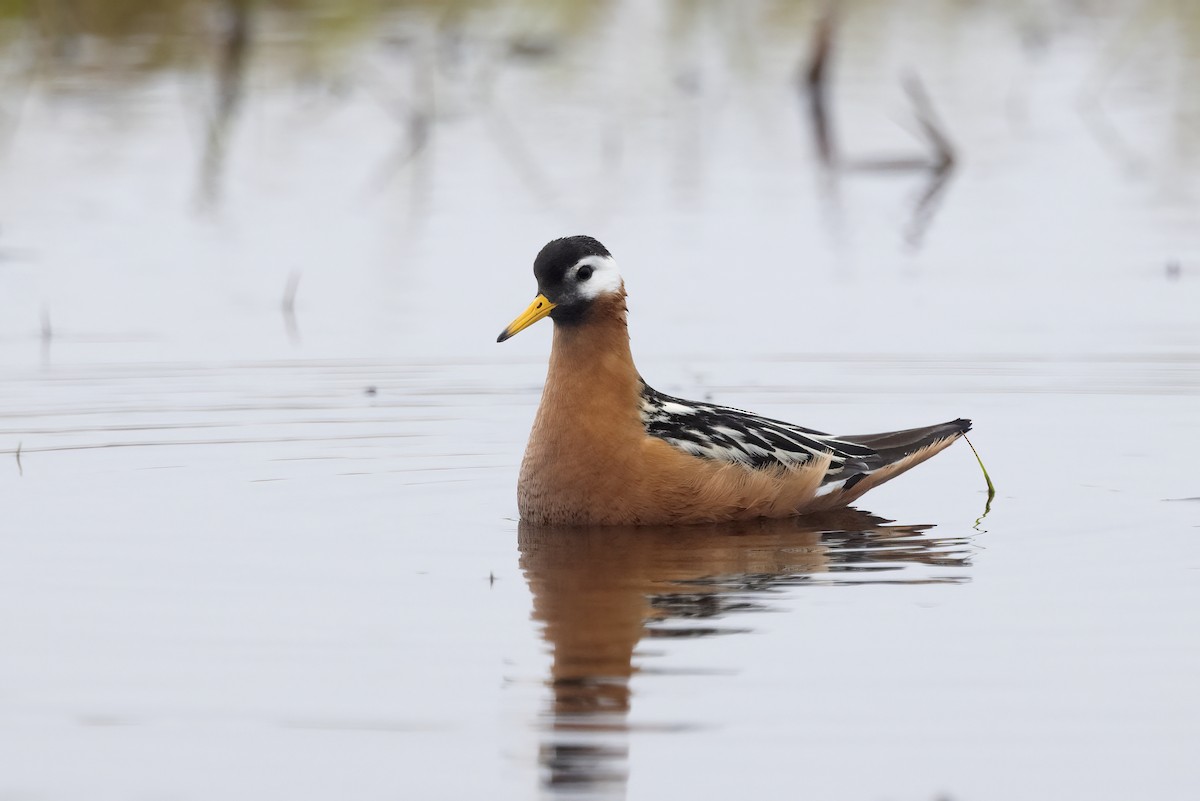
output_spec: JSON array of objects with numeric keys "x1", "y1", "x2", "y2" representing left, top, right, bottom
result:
[{"x1": 518, "y1": 508, "x2": 973, "y2": 797}]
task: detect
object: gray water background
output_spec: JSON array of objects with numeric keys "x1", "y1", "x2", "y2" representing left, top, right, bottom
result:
[{"x1": 1, "y1": 2, "x2": 1198, "y2": 799}]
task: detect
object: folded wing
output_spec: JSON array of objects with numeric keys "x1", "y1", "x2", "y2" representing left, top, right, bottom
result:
[{"x1": 639, "y1": 382, "x2": 970, "y2": 488}]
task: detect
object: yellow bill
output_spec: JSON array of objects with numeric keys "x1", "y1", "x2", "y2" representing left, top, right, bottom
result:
[{"x1": 497, "y1": 294, "x2": 556, "y2": 342}]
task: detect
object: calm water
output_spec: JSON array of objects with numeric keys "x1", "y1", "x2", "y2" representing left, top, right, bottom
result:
[{"x1": 1, "y1": 2, "x2": 1198, "y2": 799}]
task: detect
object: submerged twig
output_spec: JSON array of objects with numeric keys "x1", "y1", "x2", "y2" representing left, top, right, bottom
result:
[{"x1": 963, "y1": 435, "x2": 995, "y2": 498}]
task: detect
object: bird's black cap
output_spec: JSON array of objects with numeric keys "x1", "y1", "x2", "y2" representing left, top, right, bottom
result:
[{"x1": 533, "y1": 236, "x2": 611, "y2": 286}]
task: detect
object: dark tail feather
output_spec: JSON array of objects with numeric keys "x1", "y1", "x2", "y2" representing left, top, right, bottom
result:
[{"x1": 839, "y1": 418, "x2": 971, "y2": 466}]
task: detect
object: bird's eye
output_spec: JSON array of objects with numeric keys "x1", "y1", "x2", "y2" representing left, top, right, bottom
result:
[{"x1": 577, "y1": 265, "x2": 594, "y2": 281}]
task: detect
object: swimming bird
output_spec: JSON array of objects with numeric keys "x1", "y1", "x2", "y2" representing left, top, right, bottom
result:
[{"x1": 498, "y1": 235, "x2": 971, "y2": 526}]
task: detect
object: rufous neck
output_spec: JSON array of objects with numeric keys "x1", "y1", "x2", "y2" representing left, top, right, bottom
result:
[{"x1": 544, "y1": 291, "x2": 640, "y2": 413}]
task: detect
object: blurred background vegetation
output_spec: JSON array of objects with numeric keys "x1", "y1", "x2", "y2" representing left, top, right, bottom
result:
[
  {"x1": 2, "y1": 1, "x2": 1195, "y2": 81},
  {"x1": 0, "y1": 0, "x2": 1196, "y2": 362}
]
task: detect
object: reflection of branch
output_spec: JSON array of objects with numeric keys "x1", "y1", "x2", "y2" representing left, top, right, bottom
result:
[
  {"x1": 366, "y1": 107, "x2": 432, "y2": 193},
  {"x1": 1072, "y1": 0, "x2": 1166, "y2": 176},
  {"x1": 360, "y1": 51, "x2": 435, "y2": 194},
  {"x1": 0, "y1": 52, "x2": 35, "y2": 161},
  {"x1": 460, "y1": 33, "x2": 564, "y2": 208},
  {"x1": 800, "y1": 9, "x2": 836, "y2": 167},
  {"x1": 844, "y1": 157, "x2": 936, "y2": 172},
  {"x1": 800, "y1": 13, "x2": 959, "y2": 252},
  {"x1": 1076, "y1": 94, "x2": 1144, "y2": 174},
  {"x1": 842, "y1": 74, "x2": 956, "y2": 174},
  {"x1": 903, "y1": 72, "x2": 955, "y2": 170},
  {"x1": 40, "y1": 304, "x2": 51, "y2": 363},
  {"x1": 900, "y1": 73, "x2": 956, "y2": 248},
  {"x1": 903, "y1": 162, "x2": 954, "y2": 249},
  {"x1": 483, "y1": 102, "x2": 559, "y2": 207},
  {"x1": 282, "y1": 271, "x2": 301, "y2": 345},
  {"x1": 196, "y1": 0, "x2": 251, "y2": 211}
]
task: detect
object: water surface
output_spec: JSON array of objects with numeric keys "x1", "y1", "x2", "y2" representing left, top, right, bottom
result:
[{"x1": 1, "y1": 2, "x2": 1198, "y2": 799}]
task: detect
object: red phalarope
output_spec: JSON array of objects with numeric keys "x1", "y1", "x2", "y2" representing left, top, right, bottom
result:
[{"x1": 498, "y1": 236, "x2": 971, "y2": 525}]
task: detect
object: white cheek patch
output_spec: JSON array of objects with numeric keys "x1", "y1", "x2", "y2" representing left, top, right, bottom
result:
[{"x1": 573, "y1": 255, "x2": 623, "y2": 300}]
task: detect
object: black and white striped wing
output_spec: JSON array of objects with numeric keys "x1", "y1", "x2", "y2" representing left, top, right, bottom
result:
[{"x1": 639, "y1": 383, "x2": 878, "y2": 480}]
